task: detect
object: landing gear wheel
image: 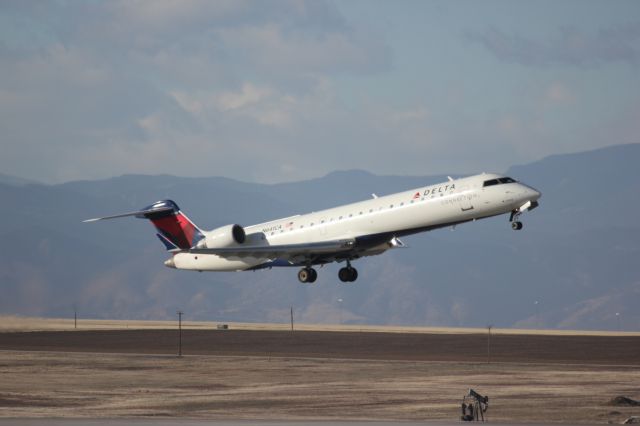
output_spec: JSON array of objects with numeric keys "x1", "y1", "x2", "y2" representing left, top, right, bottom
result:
[
  {"x1": 298, "y1": 267, "x2": 317, "y2": 283},
  {"x1": 349, "y1": 268, "x2": 358, "y2": 282},
  {"x1": 338, "y1": 267, "x2": 358, "y2": 282},
  {"x1": 511, "y1": 221, "x2": 523, "y2": 230}
]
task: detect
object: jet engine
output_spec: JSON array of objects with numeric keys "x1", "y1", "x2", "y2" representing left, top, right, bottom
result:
[{"x1": 197, "y1": 224, "x2": 245, "y2": 248}]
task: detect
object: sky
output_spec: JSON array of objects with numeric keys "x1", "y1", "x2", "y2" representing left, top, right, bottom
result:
[{"x1": 1, "y1": 0, "x2": 639, "y2": 184}]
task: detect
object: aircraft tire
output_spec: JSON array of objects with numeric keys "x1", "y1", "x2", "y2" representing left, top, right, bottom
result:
[
  {"x1": 338, "y1": 267, "x2": 351, "y2": 282},
  {"x1": 512, "y1": 221, "x2": 523, "y2": 230},
  {"x1": 298, "y1": 267, "x2": 317, "y2": 283},
  {"x1": 298, "y1": 268, "x2": 310, "y2": 283},
  {"x1": 348, "y1": 267, "x2": 358, "y2": 282},
  {"x1": 339, "y1": 267, "x2": 358, "y2": 282}
]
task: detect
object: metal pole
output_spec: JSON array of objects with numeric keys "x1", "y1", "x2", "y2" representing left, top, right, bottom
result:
[
  {"x1": 487, "y1": 325, "x2": 493, "y2": 364},
  {"x1": 290, "y1": 306, "x2": 294, "y2": 332},
  {"x1": 177, "y1": 311, "x2": 183, "y2": 357}
]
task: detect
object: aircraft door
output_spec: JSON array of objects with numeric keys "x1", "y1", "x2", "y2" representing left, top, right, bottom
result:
[
  {"x1": 319, "y1": 218, "x2": 328, "y2": 236},
  {"x1": 459, "y1": 184, "x2": 474, "y2": 212}
]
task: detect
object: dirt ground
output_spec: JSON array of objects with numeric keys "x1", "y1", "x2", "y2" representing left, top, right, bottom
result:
[{"x1": 0, "y1": 327, "x2": 639, "y2": 423}]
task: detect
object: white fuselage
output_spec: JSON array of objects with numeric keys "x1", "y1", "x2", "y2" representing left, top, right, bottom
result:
[{"x1": 170, "y1": 173, "x2": 540, "y2": 271}]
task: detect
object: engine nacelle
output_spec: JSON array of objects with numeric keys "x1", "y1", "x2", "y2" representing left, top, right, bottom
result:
[{"x1": 197, "y1": 224, "x2": 245, "y2": 249}]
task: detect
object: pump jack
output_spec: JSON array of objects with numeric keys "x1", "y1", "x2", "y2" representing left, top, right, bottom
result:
[{"x1": 461, "y1": 388, "x2": 489, "y2": 422}]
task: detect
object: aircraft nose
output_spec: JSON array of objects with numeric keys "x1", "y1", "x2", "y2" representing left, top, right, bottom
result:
[
  {"x1": 530, "y1": 187, "x2": 542, "y2": 201},
  {"x1": 164, "y1": 257, "x2": 176, "y2": 269}
]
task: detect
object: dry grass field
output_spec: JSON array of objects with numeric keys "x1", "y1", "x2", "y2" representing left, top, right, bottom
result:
[
  {"x1": 2, "y1": 315, "x2": 638, "y2": 336},
  {"x1": 0, "y1": 317, "x2": 639, "y2": 423}
]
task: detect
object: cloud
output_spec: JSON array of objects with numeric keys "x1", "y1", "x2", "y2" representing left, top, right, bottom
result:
[
  {"x1": 389, "y1": 107, "x2": 430, "y2": 125},
  {"x1": 0, "y1": 0, "x2": 394, "y2": 183},
  {"x1": 468, "y1": 23, "x2": 640, "y2": 67},
  {"x1": 1, "y1": 2, "x2": 637, "y2": 184},
  {"x1": 216, "y1": 84, "x2": 274, "y2": 111},
  {"x1": 216, "y1": 23, "x2": 391, "y2": 76},
  {"x1": 544, "y1": 82, "x2": 575, "y2": 104}
]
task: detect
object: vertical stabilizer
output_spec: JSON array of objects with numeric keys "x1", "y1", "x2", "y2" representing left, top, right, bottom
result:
[
  {"x1": 137, "y1": 200, "x2": 204, "y2": 250},
  {"x1": 83, "y1": 200, "x2": 204, "y2": 250}
]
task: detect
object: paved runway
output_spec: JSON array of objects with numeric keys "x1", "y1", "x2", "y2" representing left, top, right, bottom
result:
[
  {"x1": 1, "y1": 329, "x2": 638, "y2": 364},
  {"x1": 0, "y1": 421, "x2": 605, "y2": 426}
]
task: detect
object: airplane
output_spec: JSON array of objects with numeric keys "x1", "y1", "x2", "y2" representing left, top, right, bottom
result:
[{"x1": 84, "y1": 173, "x2": 540, "y2": 283}]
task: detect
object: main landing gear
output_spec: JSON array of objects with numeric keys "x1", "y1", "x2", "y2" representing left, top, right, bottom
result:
[
  {"x1": 297, "y1": 261, "x2": 359, "y2": 283},
  {"x1": 298, "y1": 267, "x2": 317, "y2": 283},
  {"x1": 338, "y1": 261, "x2": 358, "y2": 283}
]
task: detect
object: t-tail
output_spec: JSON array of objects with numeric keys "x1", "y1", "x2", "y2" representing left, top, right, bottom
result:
[{"x1": 83, "y1": 200, "x2": 204, "y2": 250}]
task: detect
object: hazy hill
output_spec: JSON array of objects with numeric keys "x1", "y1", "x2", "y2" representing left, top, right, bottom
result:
[{"x1": 1, "y1": 144, "x2": 638, "y2": 330}]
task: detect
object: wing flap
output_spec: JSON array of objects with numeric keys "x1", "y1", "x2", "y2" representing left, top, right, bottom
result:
[{"x1": 182, "y1": 238, "x2": 356, "y2": 260}]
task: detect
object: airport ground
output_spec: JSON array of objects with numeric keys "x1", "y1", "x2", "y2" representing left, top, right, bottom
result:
[{"x1": 0, "y1": 318, "x2": 639, "y2": 423}]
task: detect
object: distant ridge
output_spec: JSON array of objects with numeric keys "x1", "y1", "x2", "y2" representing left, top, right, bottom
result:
[
  {"x1": 1, "y1": 143, "x2": 638, "y2": 330},
  {"x1": 0, "y1": 172, "x2": 40, "y2": 187}
]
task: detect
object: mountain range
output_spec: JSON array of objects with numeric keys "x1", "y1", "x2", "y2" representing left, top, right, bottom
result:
[{"x1": 1, "y1": 143, "x2": 638, "y2": 330}]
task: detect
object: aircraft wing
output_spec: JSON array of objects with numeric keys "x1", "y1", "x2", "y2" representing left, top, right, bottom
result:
[{"x1": 183, "y1": 238, "x2": 356, "y2": 261}]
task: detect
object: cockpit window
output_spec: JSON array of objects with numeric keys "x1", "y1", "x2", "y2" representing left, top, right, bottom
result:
[{"x1": 483, "y1": 177, "x2": 517, "y2": 187}]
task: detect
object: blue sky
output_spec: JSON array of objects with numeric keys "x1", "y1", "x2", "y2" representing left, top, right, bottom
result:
[{"x1": 1, "y1": 0, "x2": 639, "y2": 183}]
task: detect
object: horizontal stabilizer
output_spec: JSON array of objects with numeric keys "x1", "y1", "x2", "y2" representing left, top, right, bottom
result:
[{"x1": 83, "y1": 204, "x2": 175, "y2": 222}]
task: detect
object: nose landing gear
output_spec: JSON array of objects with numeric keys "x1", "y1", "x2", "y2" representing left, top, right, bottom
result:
[{"x1": 510, "y1": 210, "x2": 524, "y2": 230}]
